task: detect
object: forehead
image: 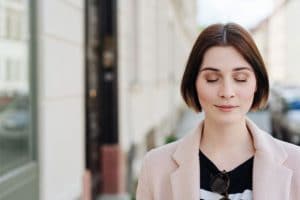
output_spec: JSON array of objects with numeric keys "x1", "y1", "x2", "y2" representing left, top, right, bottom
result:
[{"x1": 201, "y1": 46, "x2": 252, "y2": 71}]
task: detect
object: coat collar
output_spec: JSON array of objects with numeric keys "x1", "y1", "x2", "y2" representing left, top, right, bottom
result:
[
  {"x1": 170, "y1": 118, "x2": 292, "y2": 200},
  {"x1": 170, "y1": 121, "x2": 202, "y2": 200}
]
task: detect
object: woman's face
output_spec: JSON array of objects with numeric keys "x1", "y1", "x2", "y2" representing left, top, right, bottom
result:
[{"x1": 195, "y1": 46, "x2": 257, "y2": 124}]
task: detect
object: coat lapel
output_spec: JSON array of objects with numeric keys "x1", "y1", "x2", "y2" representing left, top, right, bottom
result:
[
  {"x1": 170, "y1": 122, "x2": 203, "y2": 200},
  {"x1": 170, "y1": 118, "x2": 293, "y2": 200},
  {"x1": 252, "y1": 154, "x2": 292, "y2": 199},
  {"x1": 246, "y1": 118, "x2": 293, "y2": 200}
]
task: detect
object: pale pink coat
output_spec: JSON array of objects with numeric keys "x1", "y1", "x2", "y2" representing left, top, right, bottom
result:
[{"x1": 136, "y1": 118, "x2": 300, "y2": 200}]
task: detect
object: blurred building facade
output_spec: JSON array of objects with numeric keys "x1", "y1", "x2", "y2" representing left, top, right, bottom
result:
[
  {"x1": 118, "y1": 0, "x2": 197, "y2": 195},
  {"x1": 253, "y1": 0, "x2": 300, "y2": 86},
  {"x1": 0, "y1": 0, "x2": 38, "y2": 199},
  {"x1": 0, "y1": 0, "x2": 28, "y2": 95},
  {"x1": 0, "y1": 0, "x2": 198, "y2": 200},
  {"x1": 0, "y1": 0, "x2": 85, "y2": 199}
]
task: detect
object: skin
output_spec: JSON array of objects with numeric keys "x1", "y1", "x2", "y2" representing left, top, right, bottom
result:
[{"x1": 196, "y1": 46, "x2": 257, "y2": 172}]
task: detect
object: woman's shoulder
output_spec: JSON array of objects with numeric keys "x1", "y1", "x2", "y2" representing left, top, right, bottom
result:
[
  {"x1": 144, "y1": 139, "x2": 180, "y2": 162},
  {"x1": 276, "y1": 138, "x2": 300, "y2": 154},
  {"x1": 138, "y1": 139, "x2": 182, "y2": 180},
  {"x1": 275, "y1": 138, "x2": 300, "y2": 164}
]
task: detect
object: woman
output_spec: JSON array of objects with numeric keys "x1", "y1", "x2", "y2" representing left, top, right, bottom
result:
[{"x1": 136, "y1": 23, "x2": 300, "y2": 200}]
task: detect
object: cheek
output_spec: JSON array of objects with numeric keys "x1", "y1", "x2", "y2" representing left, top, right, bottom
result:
[
  {"x1": 237, "y1": 76, "x2": 257, "y2": 100},
  {"x1": 198, "y1": 90, "x2": 213, "y2": 104},
  {"x1": 238, "y1": 84, "x2": 256, "y2": 100},
  {"x1": 196, "y1": 81, "x2": 215, "y2": 104}
]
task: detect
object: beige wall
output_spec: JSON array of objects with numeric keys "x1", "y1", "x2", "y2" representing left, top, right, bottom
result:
[
  {"x1": 253, "y1": 0, "x2": 300, "y2": 86},
  {"x1": 268, "y1": 5, "x2": 287, "y2": 84},
  {"x1": 285, "y1": 0, "x2": 300, "y2": 85},
  {"x1": 118, "y1": 0, "x2": 198, "y2": 179},
  {"x1": 37, "y1": 0, "x2": 85, "y2": 199}
]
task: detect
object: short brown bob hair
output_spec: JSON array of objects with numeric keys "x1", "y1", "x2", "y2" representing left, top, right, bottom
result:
[{"x1": 181, "y1": 23, "x2": 269, "y2": 112}]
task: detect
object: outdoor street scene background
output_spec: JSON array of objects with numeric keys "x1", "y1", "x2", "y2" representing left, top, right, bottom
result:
[{"x1": 0, "y1": 0, "x2": 300, "y2": 200}]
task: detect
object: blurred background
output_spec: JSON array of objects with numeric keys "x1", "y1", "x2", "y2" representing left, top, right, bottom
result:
[{"x1": 0, "y1": 0, "x2": 300, "y2": 199}]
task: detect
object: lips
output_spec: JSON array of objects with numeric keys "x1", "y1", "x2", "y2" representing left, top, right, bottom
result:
[
  {"x1": 214, "y1": 105, "x2": 238, "y2": 111},
  {"x1": 215, "y1": 105, "x2": 237, "y2": 108}
]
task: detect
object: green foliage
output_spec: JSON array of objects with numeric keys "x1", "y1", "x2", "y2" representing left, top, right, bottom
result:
[{"x1": 164, "y1": 134, "x2": 178, "y2": 144}]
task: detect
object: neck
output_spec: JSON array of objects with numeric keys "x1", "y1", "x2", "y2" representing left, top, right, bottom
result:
[{"x1": 200, "y1": 117, "x2": 254, "y2": 156}]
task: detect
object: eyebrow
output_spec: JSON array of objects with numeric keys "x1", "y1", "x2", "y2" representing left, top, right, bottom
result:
[{"x1": 200, "y1": 67, "x2": 253, "y2": 72}]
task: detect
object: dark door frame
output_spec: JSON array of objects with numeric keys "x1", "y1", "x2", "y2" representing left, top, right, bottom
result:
[{"x1": 85, "y1": 0, "x2": 118, "y2": 198}]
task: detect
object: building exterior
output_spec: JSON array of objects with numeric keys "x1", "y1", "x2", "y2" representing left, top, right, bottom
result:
[
  {"x1": 36, "y1": 0, "x2": 85, "y2": 199},
  {"x1": 284, "y1": 0, "x2": 300, "y2": 85},
  {"x1": 0, "y1": 0, "x2": 85, "y2": 199},
  {"x1": 0, "y1": 0, "x2": 197, "y2": 199},
  {"x1": 0, "y1": 0, "x2": 29, "y2": 95},
  {"x1": 0, "y1": 0, "x2": 39, "y2": 199},
  {"x1": 117, "y1": 0, "x2": 198, "y2": 197},
  {"x1": 251, "y1": 0, "x2": 287, "y2": 85},
  {"x1": 252, "y1": 0, "x2": 300, "y2": 86}
]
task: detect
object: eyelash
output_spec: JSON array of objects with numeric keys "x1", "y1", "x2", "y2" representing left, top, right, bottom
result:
[
  {"x1": 206, "y1": 79, "x2": 247, "y2": 83},
  {"x1": 236, "y1": 79, "x2": 247, "y2": 82},
  {"x1": 206, "y1": 79, "x2": 218, "y2": 83}
]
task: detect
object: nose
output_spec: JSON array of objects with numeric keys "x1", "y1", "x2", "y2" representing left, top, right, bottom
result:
[{"x1": 218, "y1": 80, "x2": 235, "y2": 99}]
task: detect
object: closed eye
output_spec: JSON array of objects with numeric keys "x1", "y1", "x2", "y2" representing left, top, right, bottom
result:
[
  {"x1": 235, "y1": 79, "x2": 247, "y2": 82},
  {"x1": 206, "y1": 79, "x2": 219, "y2": 83},
  {"x1": 233, "y1": 73, "x2": 249, "y2": 82}
]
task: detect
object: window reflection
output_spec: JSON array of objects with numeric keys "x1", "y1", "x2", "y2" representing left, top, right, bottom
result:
[{"x1": 0, "y1": 0, "x2": 31, "y2": 175}]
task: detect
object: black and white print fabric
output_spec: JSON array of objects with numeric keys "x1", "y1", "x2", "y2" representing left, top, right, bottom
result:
[{"x1": 199, "y1": 150, "x2": 254, "y2": 200}]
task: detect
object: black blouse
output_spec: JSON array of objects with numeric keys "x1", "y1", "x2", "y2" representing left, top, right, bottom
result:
[{"x1": 199, "y1": 150, "x2": 254, "y2": 200}]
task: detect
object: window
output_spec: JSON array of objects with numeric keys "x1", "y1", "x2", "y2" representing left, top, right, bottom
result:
[
  {"x1": 0, "y1": 0, "x2": 32, "y2": 176},
  {"x1": 0, "y1": 0, "x2": 37, "y2": 198},
  {"x1": 0, "y1": 58, "x2": 3, "y2": 81},
  {"x1": 5, "y1": 8, "x2": 22, "y2": 40},
  {"x1": 4, "y1": 58, "x2": 21, "y2": 82},
  {"x1": 0, "y1": 6, "x2": 5, "y2": 38}
]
